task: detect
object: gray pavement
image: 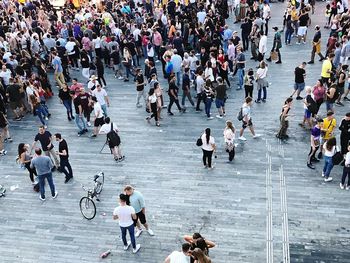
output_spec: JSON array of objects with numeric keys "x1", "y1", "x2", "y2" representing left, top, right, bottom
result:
[{"x1": 1, "y1": 2, "x2": 350, "y2": 263}]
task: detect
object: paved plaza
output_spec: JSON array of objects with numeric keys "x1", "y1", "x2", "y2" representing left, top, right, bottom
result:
[{"x1": 1, "y1": 2, "x2": 350, "y2": 263}]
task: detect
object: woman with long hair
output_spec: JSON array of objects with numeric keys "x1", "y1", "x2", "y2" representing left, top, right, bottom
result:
[
  {"x1": 190, "y1": 248, "x2": 212, "y2": 263},
  {"x1": 255, "y1": 60, "x2": 268, "y2": 103},
  {"x1": 203, "y1": 79, "x2": 215, "y2": 120},
  {"x1": 154, "y1": 81, "x2": 163, "y2": 120},
  {"x1": 29, "y1": 94, "x2": 49, "y2": 127},
  {"x1": 122, "y1": 47, "x2": 135, "y2": 82},
  {"x1": 323, "y1": 137, "x2": 337, "y2": 182},
  {"x1": 58, "y1": 83, "x2": 74, "y2": 121},
  {"x1": 18, "y1": 143, "x2": 37, "y2": 184},
  {"x1": 200, "y1": 128, "x2": 216, "y2": 169},
  {"x1": 184, "y1": 233, "x2": 216, "y2": 263},
  {"x1": 95, "y1": 56, "x2": 107, "y2": 88},
  {"x1": 146, "y1": 87, "x2": 160, "y2": 127},
  {"x1": 224, "y1": 120, "x2": 236, "y2": 162},
  {"x1": 276, "y1": 97, "x2": 293, "y2": 140}
]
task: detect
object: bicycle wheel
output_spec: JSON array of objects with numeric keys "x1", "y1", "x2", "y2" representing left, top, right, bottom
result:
[
  {"x1": 94, "y1": 173, "x2": 104, "y2": 194},
  {"x1": 79, "y1": 197, "x2": 96, "y2": 220}
]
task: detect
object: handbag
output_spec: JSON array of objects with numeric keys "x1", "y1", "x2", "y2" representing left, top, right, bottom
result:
[
  {"x1": 196, "y1": 137, "x2": 203, "y2": 147},
  {"x1": 270, "y1": 51, "x2": 278, "y2": 61},
  {"x1": 332, "y1": 147, "x2": 344, "y2": 165}
]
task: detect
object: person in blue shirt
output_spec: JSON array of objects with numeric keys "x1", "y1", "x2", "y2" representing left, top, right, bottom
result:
[{"x1": 51, "y1": 50, "x2": 66, "y2": 89}]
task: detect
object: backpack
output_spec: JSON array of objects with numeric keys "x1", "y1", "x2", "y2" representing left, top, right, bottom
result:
[
  {"x1": 107, "y1": 123, "x2": 121, "y2": 147},
  {"x1": 237, "y1": 107, "x2": 243, "y2": 121}
]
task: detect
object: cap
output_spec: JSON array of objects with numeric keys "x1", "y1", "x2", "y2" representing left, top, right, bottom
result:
[
  {"x1": 272, "y1": 27, "x2": 278, "y2": 31},
  {"x1": 89, "y1": 75, "x2": 97, "y2": 81}
]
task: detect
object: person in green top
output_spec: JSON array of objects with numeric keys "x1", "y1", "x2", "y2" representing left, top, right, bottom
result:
[{"x1": 267, "y1": 27, "x2": 282, "y2": 64}]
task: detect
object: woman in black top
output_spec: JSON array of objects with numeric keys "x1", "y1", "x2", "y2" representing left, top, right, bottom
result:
[
  {"x1": 95, "y1": 56, "x2": 107, "y2": 87},
  {"x1": 58, "y1": 83, "x2": 74, "y2": 121},
  {"x1": 18, "y1": 143, "x2": 37, "y2": 184},
  {"x1": 277, "y1": 97, "x2": 293, "y2": 140},
  {"x1": 339, "y1": 112, "x2": 350, "y2": 155},
  {"x1": 203, "y1": 79, "x2": 215, "y2": 119}
]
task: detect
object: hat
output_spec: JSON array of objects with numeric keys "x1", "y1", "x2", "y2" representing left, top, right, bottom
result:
[
  {"x1": 90, "y1": 75, "x2": 97, "y2": 81},
  {"x1": 233, "y1": 30, "x2": 238, "y2": 34},
  {"x1": 272, "y1": 27, "x2": 278, "y2": 31}
]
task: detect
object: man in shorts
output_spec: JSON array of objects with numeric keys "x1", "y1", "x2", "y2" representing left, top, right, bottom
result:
[
  {"x1": 124, "y1": 185, "x2": 154, "y2": 238},
  {"x1": 214, "y1": 77, "x2": 227, "y2": 118},
  {"x1": 290, "y1": 62, "x2": 306, "y2": 100},
  {"x1": 238, "y1": 97, "x2": 261, "y2": 141},
  {"x1": 90, "y1": 96, "x2": 105, "y2": 138}
]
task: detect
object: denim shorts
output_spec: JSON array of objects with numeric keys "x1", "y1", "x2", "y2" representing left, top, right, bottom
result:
[
  {"x1": 304, "y1": 109, "x2": 311, "y2": 118},
  {"x1": 215, "y1": 98, "x2": 225, "y2": 108},
  {"x1": 294, "y1": 82, "x2": 305, "y2": 91}
]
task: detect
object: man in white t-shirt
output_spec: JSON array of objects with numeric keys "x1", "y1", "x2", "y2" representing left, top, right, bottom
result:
[
  {"x1": 262, "y1": 2, "x2": 271, "y2": 35},
  {"x1": 113, "y1": 194, "x2": 140, "y2": 253},
  {"x1": 164, "y1": 243, "x2": 191, "y2": 263},
  {"x1": 90, "y1": 96, "x2": 104, "y2": 137},
  {"x1": 238, "y1": 97, "x2": 261, "y2": 141},
  {"x1": 92, "y1": 84, "x2": 109, "y2": 117},
  {"x1": 99, "y1": 117, "x2": 124, "y2": 162}
]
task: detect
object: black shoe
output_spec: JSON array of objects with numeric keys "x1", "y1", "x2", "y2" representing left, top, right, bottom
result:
[
  {"x1": 307, "y1": 61, "x2": 314, "y2": 64},
  {"x1": 317, "y1": 152, "x2": 323, "y2": 159},
  {"x1": 47, "y1": 113, "x2": 51, "y2": 118},
  {"x1": 343, "y1": 97, "x2": 350, "y2": 101},
  {"x1": 255, "y1": 99, "x2": 261, "y2": 103},
  {"x1": 168, "y1": 112, "x2": 174, "y2": 115},
  {"x1": 336, "y1": 101, "x2": 344, "y2": 106},
  {"x1": 296, "y1": 96, "x2": 303, "y2": 100},
  {"x1": 319, "y1": 57, "x2": 325, "y2": 62},
  {"x1": 307, "y1": 163, "x2": 315, "y2": 169},
  {"x1": 83, "y1": 129, "x2": 88, "y2": 133},
  {"x1": 266, "y1": 58, "x2": 271, "y2": 62},
  {"x1": 275, "y1": 61, "x2": 282, "y2": 64},
  {"x1": 64, "y1": 177, "x2": 73, "y2": 183},
  {"x1": 71, "y1": 115, "x2": 75, "y2": 120},
  {"x1": 262, "y1": 99, "x2": 266, "y2": 103},
  {"x1": 51, "y1": 167, "x2": 57, "y2": 172},
  {"x1": 195, "y1": 109, "x2": 202, "y2": 112},
  {"x1": 311, "y1": 158, "x2": 320, "y2": 163},
  {"x1": 68, "y1": 116, "x2": 72, "y2": 121}
]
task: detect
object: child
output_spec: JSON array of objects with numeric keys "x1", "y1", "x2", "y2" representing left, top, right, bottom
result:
[{"x1": 244, "y1": 68, "x2": 254, "y2": 98}]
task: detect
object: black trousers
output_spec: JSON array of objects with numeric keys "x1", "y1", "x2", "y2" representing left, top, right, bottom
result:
[
  {"x1": 342, "y1": 166, "x2": 350, "y2": 185},
  {"x1": 308, "y1": 145, "x2": 320, "y2": 164},
  {"x1": 340, "y1": 135, "x2": 349, "y2": 155},
  {"x1": 25, "y1": 162, "x2": 37, "y2": 182},
  {"x1": 150, "y1": 102, "x2": 158, "y2": 122},
  {"x1": 244, "y1": 85, "x2": 253, "y2": 98},
  {"x1": 228, "y1": 148, "x2": 235, "y2": 161},
  {"x1": 196, "y1": 93, "x2": 203, "y2": 111},
  {"x1": 60, "y1": 158, "x2": 73, "y2": 179},
  {"x1": 168, "y1": 96, "x2": 181, "y2": 113},
  {"x1": 202, "y1": 149, "x2": 214, "y2": 168}
]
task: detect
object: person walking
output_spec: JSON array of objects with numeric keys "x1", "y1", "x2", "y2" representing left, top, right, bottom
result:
[
  {"x1": 55, "y1": 133, "x2": 73, "y2": 183},
  {"x1": 224, "y1": 120, "x2": 235, "y2": 162},
  {"x1": 340, "y1": 145, "x2": 350, "y2": 190},
  {"x1": 339, "y1": 112, "x2": 350, "y2": 155},
  {"x1": 167, "y1": 74, "x2": 185, "y2": 116},
  {"x1": 307, "y1": 118, "x2": 323, "y2": 169},
  {"x1": 214, "y1": 77, "x2": 227, "y2": 119},
  {"x1": 135, "y1": 68, "x2": 147, "y2": 108},
  {"x1": 99, "y1": 117, "x2": 125, "y2": 162},
  {"x1": 58, "y1": 84, "x2": 74, "y2": 121},
  {"x1": 238, "y1": 97, "x2": 261, "y2": 141},
  {"x1": 322, "y1": 137, "x2": 337, "y2": 182},
  {"x1": 235, "y1": 47, "x2": 246, "y2": 90},
  {"x1": 146, "y1": 87, "x2": 160, "y2": 127},
  {"x1": 112, "y1": 193, "x2": 141, "y2": 254},
  {"x1": 308, "y1": 25, "x2": 325, "y2": 64},
  {"x1": 276, "y1": 97, "x2": 293, "y2": 140},
  {"x1": 200, "y1": 128, "x2": 216, "y2": 169},
  {"x1": 90, "y1": 96, "x2": 105, "y2": 138},
  {"x1": 266, "y1": 27, "x2": 282, "y2": 64},
  {"x1": 181, "y1": 67, "x2": 195, "y2": 108},
  {"x1": 203, "y1": 80, "x2": 215, "y2": 120},
  {"x1": 92, "y1": 84, "x2": 110, "y2": 117},
  {"x1": 290, "y1": 62, "x2": 306, "y2": 100},
  {"x1": 123, "y1": 185, "x2": 155, "y2": 237},
  {"x1": 244, "y1": 68, "x2": 254, "y2": 99},
  {"x1": 32, "y1": 126, "x2": 60, "y2": 171},
  {"x1": 195, "y1": 70, "x2": 205, "y2": 112},
  {"x1": 18, "y1": 143, "x2": 37, "y2": 184},
  {"x1": 30, "y1": 148, "x2": 58, "y2": 201}
]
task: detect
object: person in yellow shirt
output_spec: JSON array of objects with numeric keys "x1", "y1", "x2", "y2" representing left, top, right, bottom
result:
[
  {"x1": 318, "y1": 111, "x2": 336, "y2": 159},
  {"x1": 321, "y1": 53, "x2": 334, "y2": 88}
]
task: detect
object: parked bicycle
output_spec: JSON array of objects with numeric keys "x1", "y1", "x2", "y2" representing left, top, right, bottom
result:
[{"x1": 79, "y1": 172, "x2": 104, "y2": 220}]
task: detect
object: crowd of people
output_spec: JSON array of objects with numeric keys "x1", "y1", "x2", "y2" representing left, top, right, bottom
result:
[{"x1": 0, "y1": 0, "x2": 349, "y2": 261}]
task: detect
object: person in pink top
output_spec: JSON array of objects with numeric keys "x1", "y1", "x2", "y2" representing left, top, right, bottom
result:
[
  {"x1": 152, "y1": 28, "x2": 163, "y2": 62},
  {"x1": 312, "y1": 79, "x2": 326, "y2": 115},
  {"x1": 81, "y1": 32, "x2": 92, "y2": 57},
  {"x1": 70, "y1": 78, "x2": 84, "y2": 97}
]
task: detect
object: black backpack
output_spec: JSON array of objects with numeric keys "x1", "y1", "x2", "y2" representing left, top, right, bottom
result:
[{"x1": 107, "y1": 123, "x2": 121, "y2": 147}]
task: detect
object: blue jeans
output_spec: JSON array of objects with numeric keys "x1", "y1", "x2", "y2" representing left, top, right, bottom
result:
[
  {"x1": 323, "y1": 156, "x2": 334, "y2": 178},
  {"x1": 175, "y1": 71, "x2": 181, "y2": 86},
  {"x1": 62, "y1": 99, "x2": 72, "y2": 113},
  {"x1": 101, "y1": 104, "x2": 107, "y2": 117},
  {"x1": 285, "y1": 28, "x2": 293, "y2": 44},
  {"x1": 125, "y1": 67, "x2": 135, "y2": 79},
  {"x1": 120, "y1": 223, "x2": 136, "y2": 249},
  {"x1": 36, "y1": 105, "x2": 49, "y2": 125},
  {"x1": 237, "y1": 68, "x2": 245, "y2": 89},
  {"x1": 75, "y1": 113, "x2": 87, "y2": 132},
  {"x1": 326, "y1": 101, "x2": 333, "y2": 112},
  {"x1": 38, "y1": 172, "x2": 55, "y2": 199},
  {"x1": 257, "y1": 87, "x2": 267, "y2": 101},
  {"x1": 205, "y1": 98, "x2": 212, "y2": 117}
]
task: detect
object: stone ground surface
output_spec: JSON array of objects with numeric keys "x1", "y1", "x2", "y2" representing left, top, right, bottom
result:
[{"x1": 1, "y1": 2, "x2": 350, "y2": 263}]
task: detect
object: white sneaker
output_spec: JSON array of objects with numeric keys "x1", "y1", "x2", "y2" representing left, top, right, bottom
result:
[
  {"x1": 216, "y1": 115, "x2": 223, "y2": 119},
  {"x1": 207, "y1": 117, "x2": 214, "y2": 120},
  {"x1": 324, "y1": 177, "x2": 333, "y2": 182},
  {"x1": 135, "y1": 228, "x2": 143, "y2": 237},
  {"x1": 45, "y1": 117, "x2": 49, "y2": 120},
  {"x1": 238, "y1": 136, "x2": 247, "y2": 141},
  {"x1": 118, "y1": 76, "x2": 124, "y2": 80},
  {"x1": 39, "y1": 195, "x2": 46, "y2": 201},
  {"x1": 52, "y1": 191, "x2": 58, "y2": 199},
  {"x1": 132, "y1": 244, "x2": 141, "y2": 254},
  {"x1": 321, "y1": 172, "x2": 325, "y2": 177},
  {"x1": 147, "y1": 229, "x2": 154, "y2": 236},
  {"x1": 87, "y1": 122, "x2": 91, "y2": 127},
  {"x1": 123, "y1": 241, "x2": 131, "y2": 251},
  {"x1": 346, "y1": 185, "x2": 350, "y2": 190},
  {"x1": 340, "y1": 183, "x2": 345, "y2": 190},
  {"x1": 0, "y1": 149, "x2": 7, "y2": 156},
  {"x1": 253, "y1": 134, "x2": 261, "y2": 138}
]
